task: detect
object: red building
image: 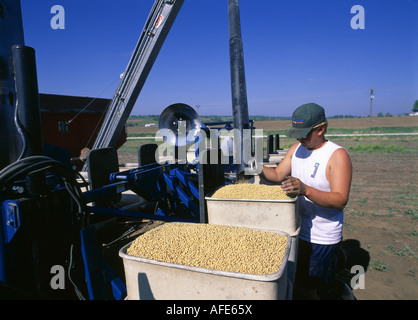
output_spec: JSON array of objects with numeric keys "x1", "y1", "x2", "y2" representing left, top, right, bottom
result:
[{"x1": 39, "y1": 93, "x2": 127, "y2": 158}]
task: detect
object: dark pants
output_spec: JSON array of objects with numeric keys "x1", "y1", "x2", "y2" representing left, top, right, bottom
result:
[{"x1": 294, "y1": 238, "x2": 341, "y2": 299}]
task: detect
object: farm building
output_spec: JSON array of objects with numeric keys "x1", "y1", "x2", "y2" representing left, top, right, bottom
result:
[{"x1": 39, "y1": 93, "x2": 127, "y2": 159}]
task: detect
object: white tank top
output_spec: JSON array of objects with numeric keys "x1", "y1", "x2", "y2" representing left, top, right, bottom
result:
[{"x1": 291, "y1": 141, "x2": 344, "y2": 244}]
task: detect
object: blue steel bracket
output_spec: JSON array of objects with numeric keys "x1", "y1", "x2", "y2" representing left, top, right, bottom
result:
[
  {"x1": 1, "y1": 200, "x2": 21, "y2": 244},
  {"x1": 110, "y1": 162, "x2": 178, "y2": 203},
  {"x1": 80, "y1": 226, "x2": 127, "y2": 300},
  {"x1": 82, "y1": 182, "x2": 129, "y2": 204},
  {"x1": 111, "y1": 162, "x2": 200, "y2": 218},
  {"x1": 82, "y1": 163, "x2": 178, "y2": 205},
  {"x1": 163, "y1": 169, "x2": 199, "y2": 218},
  {"x1": 173, "y1": 168, "x2": 199, "y2": 199},
  {"x1": 83, "y1": 162, "x2": 200, "y2": 220}
]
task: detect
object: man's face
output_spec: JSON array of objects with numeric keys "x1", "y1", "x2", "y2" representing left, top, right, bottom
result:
[{"x1": 297, "y1": 126, "x2": 324, "y2": 150}]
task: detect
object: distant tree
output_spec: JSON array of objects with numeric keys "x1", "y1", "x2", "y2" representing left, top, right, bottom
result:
[{"x1": 413, "y1": 100, "x2": 418, "y2": 112}]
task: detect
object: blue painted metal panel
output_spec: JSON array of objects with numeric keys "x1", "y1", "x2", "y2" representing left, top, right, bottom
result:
[{"x1": 80, "y1": 226, "x2": 127, "y2": 300}]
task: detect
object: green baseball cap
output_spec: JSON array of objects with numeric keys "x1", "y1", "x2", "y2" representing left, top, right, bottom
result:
[{"x1": 287, "y1": 103, "x2": 326, "y2": 139}]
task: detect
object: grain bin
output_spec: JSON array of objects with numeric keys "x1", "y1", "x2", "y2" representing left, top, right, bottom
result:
[
  {"x1": 205, "y1": 184, "x2": 298, "y2": 235},
  {"x1": 205, "y1": 183, "x2": 300, "y2": 299},
  {"x1": 119, "y1": 223, "x2": 291, "y2": 300}
]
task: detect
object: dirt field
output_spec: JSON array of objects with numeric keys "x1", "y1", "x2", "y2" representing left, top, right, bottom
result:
[
  {"x1": 340, "y1": 144, "x2": 417, "y2": 300},
  {"x1": 122, "y1": 115, "x2": 418, "y2": 300}
]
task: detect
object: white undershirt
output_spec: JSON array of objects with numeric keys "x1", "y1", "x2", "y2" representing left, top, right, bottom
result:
[{"x1": 291, "y1": 141, "x2": 344, "y2": 244}]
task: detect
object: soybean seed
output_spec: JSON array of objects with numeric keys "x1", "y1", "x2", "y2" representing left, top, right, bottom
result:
[
  {"x1": 211, "y1": 183, "x2": 293, "y2": 200},
  {"x1": 127, "y1": 223, "x2": 288, "y2": 275}
]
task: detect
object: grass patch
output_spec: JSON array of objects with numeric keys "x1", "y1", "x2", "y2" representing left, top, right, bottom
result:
[
  {"x1": 408, "y1": 230, "x2": 418, "y2": 237},
  {"x1": 396, "y1": 192, "x2": 418, "y2": 206},
  {"x1": 357, "y1": 196, "x2": 368, "y2": 205},
  {"x1": 348, "y1": 210, "x2": 368, "y2": 217},
  {"x1": 328, "y1": 126, "x2": 418, "y2": 134},
  {"x1": 385, "y1": 245, "x2": 417, "y2": 258},
  {"x1": 405, "y1": 208, "x2": 418, "y2": 220},
  {"x1": 119, "y1": 145, "x2": 142, "y2": 150},
  {"x1": 346, "y1": 144, "x2": 406, "y2": 153},
  {"x1": 371, "y1": 212, "x2": 394, "y2": 218},
  {"x1": 389, "y1": 186, "x2": 418, "y2": 218},
  {"x1": 371, "y1": 259, "x2": 390, "y2": 272},
  {"x1": 127, "y1": 133, "x2": 159, "y2": 137}
]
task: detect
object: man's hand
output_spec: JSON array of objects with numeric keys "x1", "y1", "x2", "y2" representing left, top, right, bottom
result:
[{"x1": 281, "y1": 176, "x2": 306, "y2": 196}]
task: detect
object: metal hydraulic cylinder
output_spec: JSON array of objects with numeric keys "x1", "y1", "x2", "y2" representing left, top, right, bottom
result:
[
  {"x1": 227, "y1": 0, "x2": 250, "y2": 180},
  {"x1": 12, "y1": 45, "x2": 44, "y2": 158},
  {"x1": 0, "y1": 0, "x2": 25, "y2": 169}
]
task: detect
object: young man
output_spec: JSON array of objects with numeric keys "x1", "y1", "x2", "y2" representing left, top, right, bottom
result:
[{"x1": 260, "y1": 103, "x2": 352, "y2": 299}]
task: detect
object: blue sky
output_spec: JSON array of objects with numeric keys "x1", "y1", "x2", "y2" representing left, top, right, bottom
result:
[{"x1": 20, "y1": 0, "x2": 418, "y2": 117}]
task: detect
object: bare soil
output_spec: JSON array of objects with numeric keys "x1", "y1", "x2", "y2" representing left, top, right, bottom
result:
[
  {"x1": 340, "y1": 146, "x2": 418, "y2": 300},
  {"x1": 122, "y1": 115, "x2": 418, "y2": 300}
]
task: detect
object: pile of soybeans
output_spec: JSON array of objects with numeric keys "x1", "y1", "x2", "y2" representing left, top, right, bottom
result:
[
  {"x1": 211, "y1": 183, "x2": 293, "y2": 200},
  {"x1": 127, "y1": 223, "x2": 288, "y2": 275}
]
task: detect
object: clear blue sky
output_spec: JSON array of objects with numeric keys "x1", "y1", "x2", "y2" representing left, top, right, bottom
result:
[{"x1": 20, "y1": 0, "x2": 418, "y2": 117}]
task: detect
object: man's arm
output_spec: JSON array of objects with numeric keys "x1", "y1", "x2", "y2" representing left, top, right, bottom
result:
[{"x1": 260, "y1": 142, "x2": 299, "y2": 183}]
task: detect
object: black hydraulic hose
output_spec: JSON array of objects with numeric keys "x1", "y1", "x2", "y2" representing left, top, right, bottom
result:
[
  {"x1": 14, "y1": 98, "x2": 28, "y2": 161},
  {"x1": 0, "y1": 156, "x2": 51, "y2": 185},
  {"x1": 0, "y1": 156, "x2": 87, "y2": 214},
  {"x1": 0, "y1": 158, "x2": 69, "y2": 186},
  {"x1": 0, "y1": 155, "x2": 89, "y2": 299}
]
